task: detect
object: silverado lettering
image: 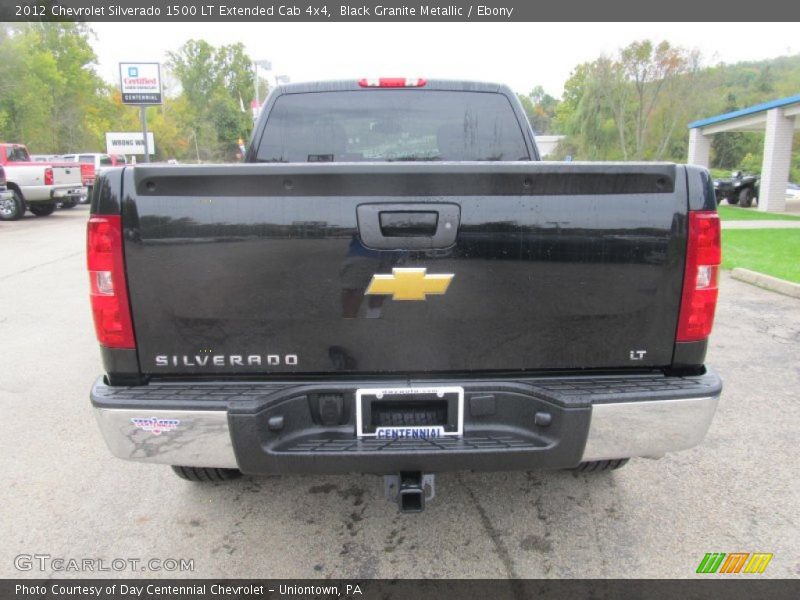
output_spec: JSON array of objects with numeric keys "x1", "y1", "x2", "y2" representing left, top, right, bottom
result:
[
  {"x1": 154, "y1": 354, "x2": 299, "y2": 367},
  {"x1": 88, "y1": 79, "x2": 722, "y2": 512}
]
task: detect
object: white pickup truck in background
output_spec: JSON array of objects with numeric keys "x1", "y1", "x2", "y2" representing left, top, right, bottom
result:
[
  {"x1": 0, "y1": 143, "x2": 85, "y2": 220},
  {"x1": 0, "y1": 166, "x2": 15, "y2": 220}
]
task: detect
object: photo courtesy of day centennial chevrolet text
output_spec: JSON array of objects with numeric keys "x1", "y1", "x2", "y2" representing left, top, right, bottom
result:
[{"x1": 88, "y1": 78, "x2": 722, "y2": 512}]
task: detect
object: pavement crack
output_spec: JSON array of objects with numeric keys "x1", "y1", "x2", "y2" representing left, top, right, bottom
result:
[
  {"x1": 584, "y1": 475, "x2": 612, "y2": 575},
  {"x1": 457, "y1": 473, "x2": 524, "y2": 587},
  {"x1": 0, "y1": 251, "x2": 83, "y2": 281}
]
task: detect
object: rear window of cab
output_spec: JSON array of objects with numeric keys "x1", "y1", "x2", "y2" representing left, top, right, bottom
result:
[{"x1": 256, "y1": 90, "x2": 530, "y2": 163}]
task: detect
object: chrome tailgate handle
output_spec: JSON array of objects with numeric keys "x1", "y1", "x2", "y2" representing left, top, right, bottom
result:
[{"x1": 357, "y1": 203, "x2": 460, "y2": 250}]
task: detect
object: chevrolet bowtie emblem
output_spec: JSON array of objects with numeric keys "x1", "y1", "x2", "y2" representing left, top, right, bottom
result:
[{"x1": 365, "y1": 268, "x2": 454, "y2": 301}]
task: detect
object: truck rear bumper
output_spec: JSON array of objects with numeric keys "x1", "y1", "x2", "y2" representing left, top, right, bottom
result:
[
  {"x1": 50, "y1": 186, "x2": 86, "y2": 199},
  {"x1": 91, "y1": 370, "x2": 721, "y2": 474},
  {"x1": 19, "y1": 185, "x2": 84, "y2": 202}
]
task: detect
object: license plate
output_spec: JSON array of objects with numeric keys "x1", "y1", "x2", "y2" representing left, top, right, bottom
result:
[{"x1": 355, "y1": 386, "x2": 464, "y2": 438}]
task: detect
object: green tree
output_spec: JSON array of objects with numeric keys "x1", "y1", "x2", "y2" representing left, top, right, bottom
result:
[
  {"x1": 711, "y1": 94, "x2": 749, "y2": 170},
  {"x1": 0, "y1": 22, "x2": 116, "y2": 153},
  {"x1": 0, "y1": 24, "x2": 60, "y2": 150},
  {"x1": 35, "y1": 22, "x2": 106, "y2": 150},
  {"x1": 518, "y1": 86, "x2": 559, "y2": 134},
  {"x1": 168, "y1": 39, "x2": 254, "y2": 159},
  {"x1": 555, "y1": 60, "x2": 622, "y2": 159},
  {"x1": 147, "y1": 96, "x2": 197, "y2": 161},
  {"x1": 554, "y1": 40, "x2": 702, "y2": 161},
  {"x1": 168, "y1": 40, "x2": 219, "y2": 107}
]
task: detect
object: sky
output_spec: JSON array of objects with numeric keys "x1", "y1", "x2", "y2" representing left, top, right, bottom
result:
[{"x1": 89, "y1": 22, "x2": 798, "y2": 97}]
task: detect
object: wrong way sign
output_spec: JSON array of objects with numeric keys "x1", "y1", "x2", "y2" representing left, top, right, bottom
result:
[{"x1": 106, "y1": 132, "x2": 155, "y2": 156}]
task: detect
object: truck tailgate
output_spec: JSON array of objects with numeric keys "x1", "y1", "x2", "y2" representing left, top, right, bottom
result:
[
  {"x1": 52, "y1": 164, "x2": 82, "y2": 186},
  {"x1": 120, "y1": 162, "x2": 687, "y2": 375}
]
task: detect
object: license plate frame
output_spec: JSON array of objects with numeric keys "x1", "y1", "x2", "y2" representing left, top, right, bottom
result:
[{"x1": 355, "y1": 386, "x2": 464, "y2": 438}]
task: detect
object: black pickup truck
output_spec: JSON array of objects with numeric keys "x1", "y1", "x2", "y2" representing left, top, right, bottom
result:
[{"x1": 89, "y1": 79, "x2": 722, "y2": 511}]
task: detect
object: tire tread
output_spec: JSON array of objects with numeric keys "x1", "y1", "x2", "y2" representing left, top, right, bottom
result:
[
  {"x1": 572, "y1": 458, "x2": 630, "y2": 473},
  {"x1": 0, "y1": 189, "x2": 25, "y2": 221},
  {"x1": 171, "y1": 465, "x2": 241, "y2": 482}
]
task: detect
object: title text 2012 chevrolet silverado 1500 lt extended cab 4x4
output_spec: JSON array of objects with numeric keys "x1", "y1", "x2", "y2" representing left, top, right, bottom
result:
[{"x1": 89, "y1": 79, "x2": 722, "y2": 511}]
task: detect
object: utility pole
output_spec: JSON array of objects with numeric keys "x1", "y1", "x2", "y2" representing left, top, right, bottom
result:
[{"x1": 140, "y1": 106, "x2": 149, "y2": 163}]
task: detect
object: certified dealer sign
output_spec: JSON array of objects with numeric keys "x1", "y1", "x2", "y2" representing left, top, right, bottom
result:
[{"x1": 119, "y1": 62, "x2": 162, "y2": 105}]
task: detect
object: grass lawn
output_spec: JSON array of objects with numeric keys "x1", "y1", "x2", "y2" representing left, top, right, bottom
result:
[
  {"x1": 722, "y1": 229, "x2": 800, "y2": 283},
  {"x1": 717, "y1": 205, "x2": 800, "y2": 221}
]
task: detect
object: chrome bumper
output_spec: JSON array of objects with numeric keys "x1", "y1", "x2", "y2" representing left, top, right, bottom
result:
[
  {"x1": 50, "y1": 186, "x2": 86, "y2": 199},
  {"x1": 93, "y1": 408, "x2": 238, "y2": 469},
  {"x1": 93, "y1": 394, "x2": 720, "y2": 469},
  {"x1": 581, "y1": 396, "x2": 720, "y2": 461},
  {"x1": 21, "y1": 185, "x2": 85, "y2": 202}
]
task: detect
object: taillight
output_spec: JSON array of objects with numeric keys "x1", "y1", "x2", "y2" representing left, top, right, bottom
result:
[
  {"x1": 676, "y1": 211, "x2": 721, "y2": 342},
  {"x1": 44, "y1": 168, "x2": 53, "y2": 186},
  {"x1": 358, "y1": 78, "x2": 427, "y2": 88},
  {"x1": 82, "y1": 164, "x2": 94, "y2": 186},
  {"x1": 87, "y1": 215, "x2": 136, "y2": 349}
]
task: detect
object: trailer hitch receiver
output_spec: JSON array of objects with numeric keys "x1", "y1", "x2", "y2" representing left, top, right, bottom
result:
[{"x1": 384, "y1": 472, "x2": 435, "y2": 512}]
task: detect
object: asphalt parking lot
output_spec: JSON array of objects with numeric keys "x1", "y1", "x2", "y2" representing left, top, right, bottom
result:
[{"x1": 1, "y1": 206, "x2": 798, "y2": 579}]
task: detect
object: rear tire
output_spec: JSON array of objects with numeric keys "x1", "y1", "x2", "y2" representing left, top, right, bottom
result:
[
  {"x1": 171, "y1": 465, "x2": 241, "y2": 482},
  {"x1": 60, "y1": 198, "x2": 78, "y2": 209},
  {"x1": 0, "y1": 189, "x2": 25, "y2": 221},
  {"x1": 29, "y1": 202, "x2": 56, "y2": 217},
  {"x1": 572, "y1": 458, "x2": 629, "y2": 473},
  {"x1": 738, "y1": 187, "x2": 754, "y2": 208}
]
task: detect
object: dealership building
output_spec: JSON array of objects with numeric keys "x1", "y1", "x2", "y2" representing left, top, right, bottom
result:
[{"x1": 687, "y1": 93, "x2": 800, "y2": 213}]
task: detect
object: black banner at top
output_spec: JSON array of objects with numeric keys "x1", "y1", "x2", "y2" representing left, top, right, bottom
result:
[{"x1": 3, "y1": 0, "x2": 800, "y2": 22}]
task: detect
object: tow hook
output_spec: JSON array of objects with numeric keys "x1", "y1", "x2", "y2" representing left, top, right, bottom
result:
[{"x1": 384, "y1": 472, "x2": 435, "y2": 512}]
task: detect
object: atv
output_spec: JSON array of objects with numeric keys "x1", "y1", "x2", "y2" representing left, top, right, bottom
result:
[{"x1": 713, "y1": 171, "x2": 759, "y2": 207}]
